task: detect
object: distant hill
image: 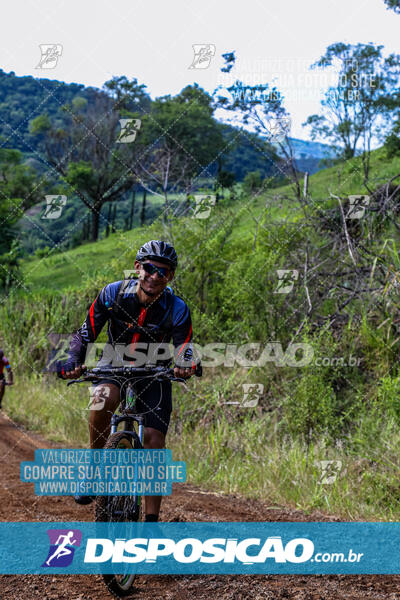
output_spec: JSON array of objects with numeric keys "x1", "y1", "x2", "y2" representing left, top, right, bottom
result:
[
  {"x1": 287, "y1": 138, "x2": 337, "y2": 174},
  {"x1": 0, "y1": 69, "x2": 333, "y2": 179},
  {"x1": 0, "y1": 69, "x2": 97, "y2": 155}
]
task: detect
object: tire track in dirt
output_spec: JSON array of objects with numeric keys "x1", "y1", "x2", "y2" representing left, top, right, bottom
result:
[{"x1": 0, "y1": 413, "x2": 399, "y2": 600}]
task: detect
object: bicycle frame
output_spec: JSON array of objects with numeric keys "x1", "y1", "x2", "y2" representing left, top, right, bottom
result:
[
  {"x1": 67, "y1": 364, "x2": 202, "y2": 445},
  {"x1": 110, "y1": 380, "x2": 145, "y2": 444},
  {"x1": 65, "y1": 363, "x2": 202, "y2": 596}
]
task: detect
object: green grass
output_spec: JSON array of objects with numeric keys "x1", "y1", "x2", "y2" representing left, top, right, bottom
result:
[
  {"x1": 5, "y1": 375, "x2": 89, "y2": 445},
  {"x1": 20, "y1": 191, "x2": 215, "y2": 292},
  {"x1": 20, "y1": 146, "x2": 400, "y2": 293},
  {"x1": 245, "y1": 146, "x2": 400, "y2": 228},
  {"x1": 7, "y1": 143, "x2": 400, "y2": 521},
  {"x1": 5, "y1": 371, "x2": 400, "y2": 520},
  {"x1": 22, "y1": 229, "x2": 140, "y2": 292}
]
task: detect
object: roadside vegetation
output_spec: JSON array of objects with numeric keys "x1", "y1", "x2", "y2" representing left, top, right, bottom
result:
[
  {"x1": 3, "y1": 142, "x2": 400, "y2": 520},
  {"x1": 2, "y1": 29, "x2": 400, "y2": 521}
]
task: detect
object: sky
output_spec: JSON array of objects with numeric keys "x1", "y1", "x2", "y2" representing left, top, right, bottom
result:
[{"x1": 1, "y1": 0, "x2": 399, "y2": 140}]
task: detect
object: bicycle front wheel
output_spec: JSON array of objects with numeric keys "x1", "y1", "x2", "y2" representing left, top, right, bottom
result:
[{"x1": 95, "y1": 431, "x2": 143, "y2": 597}]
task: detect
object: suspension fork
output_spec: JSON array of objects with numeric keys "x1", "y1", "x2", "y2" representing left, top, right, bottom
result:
[
  {"x1": 110, "y1": 412, "x2": 145, "y2": 438},
  {"x1": 137, "y1": 417, "x2": 144, "y2": 445},
  {"x1": 126, "y1": 382, "x2": 144, "y2": 445},
  {"x1": 110, "y1": 381, "x2": 145, "y2": 445}
]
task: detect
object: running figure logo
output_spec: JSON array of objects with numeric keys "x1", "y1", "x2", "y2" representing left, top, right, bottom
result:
[
  {"x1": 274, "y1": 269, "x2": 299, "y2": 294},
  {"x1": 36, "y1": 44, "x2": 63, "y2": 69},
  {"x1": 188, "y1": 44, "x2": 216, "y2": 69},
  {"x1": 266, "y1": 117, "x2": 291, "y2": 142},
  {"x1": 116, "y1": 119, "x2": 141, "y2": 143},
  {"x1": 347, "y1": 195, "x2": 370, "y2": 220},
  {"x1": 42, "y1": 195, "x2": 67, "y2": 219},
  {"x1": 193, "y1": 194, "x2": 216, "y2": 219},
  {"x1": 42, "y1": 529, "x2": 82, "y2": 567}
]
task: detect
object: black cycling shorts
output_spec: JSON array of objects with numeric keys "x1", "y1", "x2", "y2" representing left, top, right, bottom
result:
[{"x1": 94, "y1": 377, "x2": 172, "y2": 436}]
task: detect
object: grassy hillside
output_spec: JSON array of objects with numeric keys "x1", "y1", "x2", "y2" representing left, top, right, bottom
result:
[
  {"x1": 20, "y1": 190, "x2": 165, "y2": 256},
  {"x1": 21, "y1": 146, "x2": 400, "y2": 293},
  {"x1": 3, "y1": 145, "x2": 400, "y2": 520},
  {"x1": 252, "y1": 146, "x2": 400, "y2": 211}
]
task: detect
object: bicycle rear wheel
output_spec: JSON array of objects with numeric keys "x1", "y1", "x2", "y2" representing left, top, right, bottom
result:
[{"x1": 95, "y1": 431, "x2": 143, "y2": 597}]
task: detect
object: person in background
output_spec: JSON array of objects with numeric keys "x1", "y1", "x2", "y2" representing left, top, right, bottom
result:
[{"x1": 0, "y1": 349, "x2": 13, "y2": 409}]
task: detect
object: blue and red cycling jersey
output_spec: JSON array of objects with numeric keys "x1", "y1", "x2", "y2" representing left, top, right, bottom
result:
[
  {"x1": 66, "y1": 279, "x2": 194, "y2": 367},
  {"x1": 0, "y1": 356, "x2": 10, "y2": 376}
]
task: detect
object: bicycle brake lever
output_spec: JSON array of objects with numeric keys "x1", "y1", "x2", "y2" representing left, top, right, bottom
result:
[
  {"x1": 66, "y1": 378, "x2": 92, "y2": 386},
  {"x1": 171, "y1": 377, "x2": 188, "y2": 385}
]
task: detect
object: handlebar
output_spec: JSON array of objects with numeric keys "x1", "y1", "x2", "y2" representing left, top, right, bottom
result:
[{"x1": 66, "y1": 363, "x2": 202, "y2": 386}]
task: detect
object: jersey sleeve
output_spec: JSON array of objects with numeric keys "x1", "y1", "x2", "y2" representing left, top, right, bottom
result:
[
  {"x1": 67, "y1": 285, "x2": 112, "y2": 364},
  {"x1": 171, "y1": 298, "x2": 195, "y2": 368}
]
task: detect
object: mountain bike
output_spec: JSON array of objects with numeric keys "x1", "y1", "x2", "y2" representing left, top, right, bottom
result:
[{"x1": 68, "y1": 363, "x2": 201, "y2": 596}]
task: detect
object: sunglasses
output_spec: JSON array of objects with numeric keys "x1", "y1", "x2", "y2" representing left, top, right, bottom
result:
[{"x1": 141, "y1": 262, "x2": 170, "y2": 278}]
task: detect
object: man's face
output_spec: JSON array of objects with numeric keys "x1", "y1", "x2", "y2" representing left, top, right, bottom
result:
[{"x1": 134, "y1": 259, "x2": 174, "y2": 296}]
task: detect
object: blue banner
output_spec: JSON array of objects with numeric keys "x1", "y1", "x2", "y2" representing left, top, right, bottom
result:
[
  {"x1": 0, "y1": 522, "x2": 399, "y2": 574},
  {"x1": 20, "y1": 449, "x2": 186, "y2": 495}
]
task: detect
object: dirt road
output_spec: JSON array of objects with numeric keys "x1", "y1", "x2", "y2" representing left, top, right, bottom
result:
[{"x1": 0, "y1": 412, "x2": 399, "y2": 600}]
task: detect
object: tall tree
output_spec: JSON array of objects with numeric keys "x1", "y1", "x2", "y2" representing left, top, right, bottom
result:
[
  {"x1": 30, "y1": 87, "x2": 144, "y2": 241},
  {"x1": 134, "y1": 85, "x2": 224, "y2": 214},
  {"x1": 140, "y1": 188, "x2": 147, "y2": 226},
  {"x1": 383, "y1": 0, "x2": 400, "y2": 12},
  {"x1": 213, "y1": 54, "x2": 298, "y2": 201},
  {"x1": 0, "y1": 147, "x2": 42, "y2": 288},
  {"x1": 128, "y1": 189, "x2": 136, "y2": 229},
  {"x1": 103, "y1": 75, "x2": 151, "y2": 114},
  {"x1": 303, "y1": 43, "x2": 400, "y2": 181}
]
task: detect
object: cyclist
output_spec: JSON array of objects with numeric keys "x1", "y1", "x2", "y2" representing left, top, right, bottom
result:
[
  {"x1": 59, "y1": 240, "x2": 195, "y2": 521},
  {"x1": 0, "y1": 349, "x2": 13, "y2": 409}
]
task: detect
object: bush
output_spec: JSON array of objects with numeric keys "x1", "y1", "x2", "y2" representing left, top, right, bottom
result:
[
  {"x1": 34, "y1": 245, "x2": 51, "y2": 259},
  {"x1": 376, "y1": 374, "x2": 400, "y2": 426},
  {"x1": 0, "y1": 241, "x2": 23, "y2": 292},
  {"x1": 243, "y1": 171, "x2": 262, "y2": 194},
  {"x1": 385, "y1": 132, "x2": 400, "y2": 159},
  {"x1": 284, "y1": 368, "x2": 335, "y2": 445}
]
